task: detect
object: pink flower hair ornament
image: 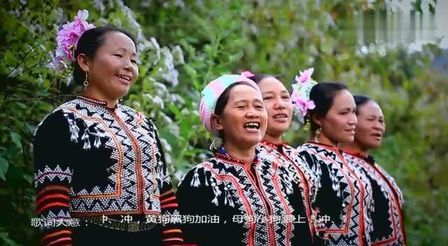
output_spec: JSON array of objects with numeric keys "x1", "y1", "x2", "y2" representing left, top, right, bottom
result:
[
  {"x1": 291, "y1": 67, "x2": 317, "y2": 125},
  {"x1": 295, "y1": 67, "x2": 314, "y2": 84},
  {"x1": 240, "y1": 70, "x2": 255, "y2": 78},
  {"x1": 53, "y1": 9, "x2": 95, "y2": 71}
]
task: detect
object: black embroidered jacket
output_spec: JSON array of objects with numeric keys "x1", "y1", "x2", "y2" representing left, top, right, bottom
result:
[
  {"x1": 176, "y1": 146, "x2": 313, "y2": 246},
  {"x1": 258, "y1": 141, "x2": 319, "y2": 238},
  {"x1": 33, "y1": 97, "x2": 182, "y2": 245},
  {"x1": 297, "y1": 142, "x2": 373, "y2": 245},
  {"x1": 343, "y1": 151, "x2": 407, "y2": 245}
]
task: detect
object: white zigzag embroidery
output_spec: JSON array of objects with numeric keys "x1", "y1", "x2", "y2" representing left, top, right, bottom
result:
[
  {"x1": 34, "y1": 165, "x2": 73, "y2": 187},
  {"x1": 41, "y1": 210, "x2": 71, "y2": 220}
]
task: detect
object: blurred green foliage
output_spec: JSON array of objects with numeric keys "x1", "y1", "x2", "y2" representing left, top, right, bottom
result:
[{"x1": 0, "y1": 0, "x2": 446, "y2": 245}]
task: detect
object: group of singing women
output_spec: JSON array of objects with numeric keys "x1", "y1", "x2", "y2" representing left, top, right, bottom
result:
[{"x1": 33, "y1": 22, "x2": 407, "y2": 245}]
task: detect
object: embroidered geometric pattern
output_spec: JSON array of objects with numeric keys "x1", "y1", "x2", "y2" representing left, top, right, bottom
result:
[
  {"x1": 177, "y1": 149, "x2": 313, "y2": 246},
  {"x1": 297, "y1": 143, "x2": 373, "y2": 245},
  {"x1": 33, "y1": 98, "x2": 183, "y2": 246},
  {"x1": 41, "y1": 210, "x2": 71, "y2": 220},
  {"x1": 34, "y1": 165, "x2": 73, "y2": 187},
  {"x1": 201, "y1": 161, "x2": 272, "y2": 245},
  {"x1": 343, "y1": 153, "x2": 406, "y2": 245},
  {"x1": 259, "y1": 142, "x2": 317, "y2": 237},
  {"x1": 46, "y1": 99, "x2": 165, "y2": 215}
]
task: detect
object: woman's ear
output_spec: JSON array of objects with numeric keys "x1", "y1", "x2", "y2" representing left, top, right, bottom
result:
[
  {"x1": 77, "y1": 53, "x2": 90, "y2": 73},
  {"x1": 312, "y1": 114, "x2": 322, "y2": 128},
  {"x1": 211, "y1": 114, "x2": 224, "y2": 132}
]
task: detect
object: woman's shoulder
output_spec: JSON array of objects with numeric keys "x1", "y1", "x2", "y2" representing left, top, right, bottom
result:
[
  {"x1": 34, "y1": 98, "x2": 98, "y2": 137},
  {"x1": 38, "y1": 98, "x2": 88, "y2": 122},
  {"x1": 296, "y1": 142, "x2": 339, "y2": 156},
  {"x1": 295, "y1": 142, "x2": 320, "y2": 158},
  {"x1": 177, "y1": 159, "x2": 220, "y2": 190},
  {"x1": 119, "y1": 104, "x2": 157, "y2": 126},
  {"x1": 296, "y1": 142, "x2": 315, "y2": 151},
  {"x1": 184, "y1": 159, "x2": 218, "y2": 175},
  {"x1": 119, "y1": 104, "x2": 146, "y2": 118},
  {"x1": 34, "y1": 105, "x2": 71, "y2": 135},
  {"x1": 280, "y1": 143, "x2": 301, "y2": 157}
]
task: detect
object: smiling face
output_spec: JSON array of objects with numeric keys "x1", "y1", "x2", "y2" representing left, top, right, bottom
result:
[
  {"x1": 315, "y1": 89, "x2": 357, "y2": 145},
  {"x1": 257, "y1": 76, "x2": 293, "y2": 142},
  {"x1": 212, "y1": 84, "x2": 268, "y2": 149},
  {"x1": 354, "y1": 100, "x2": 386, "y2": 150},
  {"x1": 79, "y1": 31, "x2": 138, "y2": 102}
]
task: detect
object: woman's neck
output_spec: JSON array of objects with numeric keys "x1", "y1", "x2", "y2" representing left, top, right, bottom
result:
[
  {"x1": 341, "y1": 141, "x2": 369, "y2": 156},
  {"x1": 312, "y1": 132, "x2": 339, "y2": 148},
  {"x1": 222, "y1": 143, "x2": 256, "y2": 164},
  {"x1": 263, "y1": 133, "x2": 283, "y2": 145},
  {"x1": 82, "y1": 89, "x2": 118, "y2": 108}
]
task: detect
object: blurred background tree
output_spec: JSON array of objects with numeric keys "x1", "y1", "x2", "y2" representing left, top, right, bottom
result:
[{"x1": 0, "y1": 0, "x2": 446, "y2": 244}]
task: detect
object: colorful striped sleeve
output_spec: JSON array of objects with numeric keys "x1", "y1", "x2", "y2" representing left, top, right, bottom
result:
[
  {"x1": 153, "y1": 124, "x2": 184, "y2": 246},
  {"x1": 34, "y1": 111, "x2": 74, "y2": 246}
]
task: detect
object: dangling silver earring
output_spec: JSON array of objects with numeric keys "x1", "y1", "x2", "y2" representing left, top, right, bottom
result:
[
  {"x1": 83, "y1": 72, "x2": 89, "y2": 87},
  {"x1": 209, "y1": 135, "x2": 223, "y2": 151},
  {"x1": 314, "y1": 127, "x2": 322, "y2": 143}
]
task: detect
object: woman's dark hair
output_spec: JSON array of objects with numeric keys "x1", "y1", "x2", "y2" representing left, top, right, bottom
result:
[
  {"x1": 247, "y1": 74, "x2": 291, "y2": 94},
  {"x1": 308, "y1": 82, "x2": 348, "y2": 132},
  {"x1": 247, "y1": 74, "x2": 282, "y2": 84},
  {"x1": 353, "y1": 95, "x2": 372, "y2": 115},
  {"x1": 73, "y1": 25, "x2": 137, "y2": 85}
]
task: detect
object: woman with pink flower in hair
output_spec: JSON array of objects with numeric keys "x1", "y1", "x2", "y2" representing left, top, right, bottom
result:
[
  {"x1": 291, "y1": 69, "x2": 374, "y2": 245},
  {"x1": 33, "y1": 10, "x2": 183, "y2": 245}
]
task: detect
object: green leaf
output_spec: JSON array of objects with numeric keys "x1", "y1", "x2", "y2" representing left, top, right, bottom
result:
[
  {"x1": 0, "y1": 157, "x2": 9, "y2": 181},
  {"x1": 0, "y1": 188, "x2": 11, "y2": 196},
  {"x1": 428, "y1": 3, "x2": 435, "y2": 14},
  {"x1": 9, "y1": 132, "x2": 22, "y2": 153},
  {"x1": 22, "y1": 173, "x2": 34, "y2": 184}
]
